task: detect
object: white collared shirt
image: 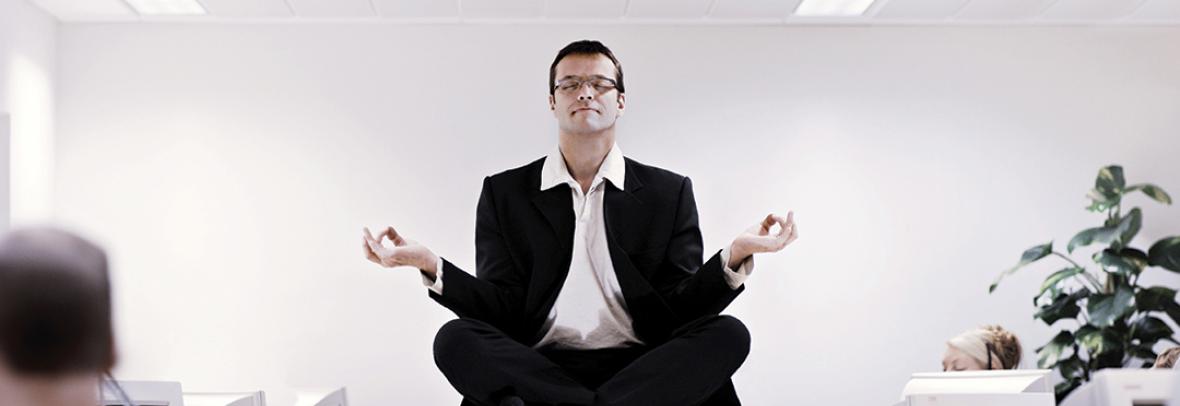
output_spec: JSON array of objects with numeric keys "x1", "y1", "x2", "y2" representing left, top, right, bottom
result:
[{"x1": 425, "y1": 144, "x2": 752, "y2": 350}]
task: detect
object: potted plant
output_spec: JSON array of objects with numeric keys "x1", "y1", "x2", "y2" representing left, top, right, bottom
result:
[{"x1": 990, "y1": 165, "x2": 1180, "y2": 401}]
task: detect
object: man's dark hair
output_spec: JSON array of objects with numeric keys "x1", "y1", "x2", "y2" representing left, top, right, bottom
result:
[
  {"x1": 549, "y1": 40, "x2": 625, "y2": 96},
  {"x1": 0, "y1": 227, "x2": 115, "y2": 376}
]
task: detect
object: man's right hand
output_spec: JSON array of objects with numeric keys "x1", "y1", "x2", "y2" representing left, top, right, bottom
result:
[{"x1": 363, "y1": 226, "x2": 440, "y2": 280}]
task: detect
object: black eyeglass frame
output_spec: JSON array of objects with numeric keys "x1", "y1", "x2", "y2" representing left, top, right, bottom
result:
[{"x1": 553, "y1": 76, "x2": 619, "y2": 95}]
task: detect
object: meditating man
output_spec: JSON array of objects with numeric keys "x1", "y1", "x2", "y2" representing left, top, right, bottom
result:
[{"x1": 363, "y1": 40, "x2": 798, "y2": 406}]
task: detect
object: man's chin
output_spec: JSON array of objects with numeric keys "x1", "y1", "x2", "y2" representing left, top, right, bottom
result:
[{"x1": 561, "y1": 124, "x2": 616, "y2": 136}]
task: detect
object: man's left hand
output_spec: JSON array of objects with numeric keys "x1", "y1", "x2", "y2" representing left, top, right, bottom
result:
[{"x1": 729, "y1": 211, "x2": 797, "y2": 269}]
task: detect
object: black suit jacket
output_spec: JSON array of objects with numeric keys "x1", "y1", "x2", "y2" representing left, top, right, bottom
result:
[{"x1": 430, "y1": 156, "x2": 743, "y2": 347}]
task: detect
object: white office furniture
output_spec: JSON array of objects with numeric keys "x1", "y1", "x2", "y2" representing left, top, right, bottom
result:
[
  {"x1": 293, "y1": 387, "x2": 348, "y2": 406},
  {"x1": 893, "y1": 369, "x2": 1054, "y2": 406},
  {"x1": 183, "y1": 391, "x2": 266, "y2": 406},
  {"x1": 1169, "y1": 366, "x2": 1180, "y2": 406},
  {"x1": 101, "y1": 380, "x2": 185, "y2": 406},
  {"x1": 1062, "y1": 369, "x2": 1176, "y2": 406}
]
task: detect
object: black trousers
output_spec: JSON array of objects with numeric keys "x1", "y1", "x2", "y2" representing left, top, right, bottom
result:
[{"x1": 433, "y1": 315, "x2": 750, "y2": 406}]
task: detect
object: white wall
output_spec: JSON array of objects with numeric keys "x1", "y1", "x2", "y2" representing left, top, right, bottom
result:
[
  {"x1": 0, "y1": 113, "x2": 8, "y2": 231},
  {"x1": 0, "y1": 0, "x2": 57, "y2": 230},
  {"x1": 53, "y1": 23, "x2": 1180, "y2": 405}
]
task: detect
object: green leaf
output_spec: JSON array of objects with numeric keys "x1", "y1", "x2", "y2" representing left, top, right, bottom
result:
[
  {"x1": 1096, "y1": 165, "x2": 1126, "y2": 195},
  {"x1": 1154, "y1": 298, "x2": 1180, "y2": 331},
  {"x1": 1076, "y1": 325, "x2": 1121, "y2": 355},
  {"x1": 1036, "y1": 290, "x2": 1087, "y2": 326},
  {"x1": 1127, "y1": 183, "x2": 1173, "y2": 205},
  {"x1": 1056, "y1": 355, "x2": 1086, "y2": 380},
  {"x1": 1068, "y1": 226, "x2": 1118, "y2": 253},
  {"x1": 1120, "y1": 248, "x2": 1150, "y2": 271},
  {"x1": 1092, "y1": 345, "x2": 1128, "y2": 369},
  {"x1": 1148, "y1": 236, "x2": 1180, "y2": 273},
  {"x1": 990, "y1": 241, "x2": 1054, "y2": 293},
  {"x1": 1135, "y1": 286, "x2": 1178, "y2": 312},
  {"x1": 1094, "y1": 249, "x2": 1142, "y2": 276},
  {"x1": 1164, "y1": 302, "x2": 1180, "y2": 331},
  {"x1": 1087, "y1": 200, "x2": 1110, "y2": 212},
  {"x1": 1087, "y1": 285, "x2": 1136, "y2": 327},
  {"x1": 1086, "y1": 188, "x2": 1120, "y2": 212},
  {"x1": 1117, "y1": 207, "x2": 1143, "y2": 247},
  {"x1": 1130, "y1": 316, "x2": 1174, "y2": 343},
  {"x1": 1128, "y1": 330, "x2": 1161, "y2": 365},
  {"x1": 1038, "y1": 267, "x2": 1085, "y2": 299},
  {"x1": 1037, "y1": 330, "x2": 1074, "y2": 368},
  {"x1": 1067, "y1": 209, "x2": 1138, "y2": 252},
  {"x1": 1128, "y1": 343, "x2": 1159, "y2": 361}
]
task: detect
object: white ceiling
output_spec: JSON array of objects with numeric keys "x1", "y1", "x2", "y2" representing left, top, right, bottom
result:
[{"x1": 28, "y1": 0, "x2": 1180, "y2": 23}]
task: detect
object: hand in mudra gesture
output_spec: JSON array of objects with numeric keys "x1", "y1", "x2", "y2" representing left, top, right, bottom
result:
[
  {"x1": 728, "y1": 212, "x2": 798, "y2": 269},
  {"x1": 362, "y1": 226, "x2": 440, "y2": 278}
]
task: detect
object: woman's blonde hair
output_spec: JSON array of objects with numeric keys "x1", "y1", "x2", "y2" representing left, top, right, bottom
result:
[
  {"x1": 948, "y1": 325, "x2": 1022, "y2": 370},
  {"x1": 1154, "y1": 347, "x2": 1180, "y2": 369}
]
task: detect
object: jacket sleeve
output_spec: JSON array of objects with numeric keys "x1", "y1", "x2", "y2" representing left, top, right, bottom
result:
[
  {"x1": 649, "y1": 176, "x2": 744, "y2": 322},
  {"x1": 429, "y1": 177, "x2": 527, "y2": 329}
]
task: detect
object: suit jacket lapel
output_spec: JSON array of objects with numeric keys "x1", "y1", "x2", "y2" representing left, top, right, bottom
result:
[
  {"x1": 529, "y1": 167, "x2": 576, "y2": 321},
  {"x1": 603, "y1": 159, "x2": 657, "y2": 305},
  {"x1": 531, "y1": 185, "x2": 574, "y2": 253},
  {"x1": 603, "y1": 161, "x2": 646, "y2": 251}
]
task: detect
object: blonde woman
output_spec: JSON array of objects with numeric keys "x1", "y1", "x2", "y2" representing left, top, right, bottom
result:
[
  {"x1": 942, "y1": 325, "x2": 1023, "y2": 371},
  {"x1": 1153, "y1": 347, "x2": 1180, "y2": 369}
]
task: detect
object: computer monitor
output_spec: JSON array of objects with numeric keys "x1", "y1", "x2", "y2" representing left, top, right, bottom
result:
[
  {"x1": 101, "y1": 380, "x2": 185, "y2": 406},
  {"x1": 1062, "y1": 369, "x2": 1176, "y2": 406},
  {"x1": 293, "y1": 387, "x2": 348, "y2": 406},
  {"x1": 895, "y1": 369, "x2": 1055, "y2": 406},
  {"x1": 902, "y1": 369, "x2": 1053, "y2": 395},
  {"x1": 183, "y1": 391, "x2": 266, "y2": 406}
]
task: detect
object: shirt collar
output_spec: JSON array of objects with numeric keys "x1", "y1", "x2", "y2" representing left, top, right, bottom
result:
[{"x1": 540, "y1": 144, "x2": 626, "y2": 191}]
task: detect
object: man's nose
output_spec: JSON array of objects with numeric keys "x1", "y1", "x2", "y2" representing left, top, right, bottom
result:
[{"x1": 576, "y1": 84, "x2": 595, "y2": 101}]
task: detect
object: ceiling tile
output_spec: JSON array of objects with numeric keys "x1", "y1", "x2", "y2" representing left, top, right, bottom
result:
[
  {"x1": 874, "y1": 0, "x2": 970, "y2": 19},
  {"x1": 545, "y1": 0, "x2": 627, "y2": 19},
  {"x1": 709, "y1": 0, "x2": 798, "y2": 19},
  {"x1": 626, "y1": 0, "x2": 713, "y2": 19},
  {"x1": 954, "y1": 0, "x2": 1057, "y2": 20},
  {"x1": 30, "y1": 0, "x2": 133, "y2": 17},
  {"x1": 1039, "y1": 0, "x2": 1143, "y2": 20},
  {"x1": 462, "y1": 0, "x2": 544, "y2": 18},
  {"x1": 21, "y1": 0, "x2": 1180, "y2": 23},
  {"x1": 1126, "y1": 0, "x2": 1180, "y2": 21},
  {"x1": 286, "y1": 0, "x2": 376, "y2": 17},
  {"x1": 372, "y1": 0, "x2": 459, "y2": 18},
  {"x1": 199, "y1": 0, "x2": 292, "y2": 17}
]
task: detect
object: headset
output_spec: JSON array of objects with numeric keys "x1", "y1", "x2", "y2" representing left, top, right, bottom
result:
[{"x1": 985, "y1": 342, "x2": 1004, "y2": 370}]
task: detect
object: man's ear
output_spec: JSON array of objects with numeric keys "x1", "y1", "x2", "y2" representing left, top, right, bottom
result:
[
  {"x1": 616, "y1": 93, "x2": 626, "y2": 114},
  {"x1": 549, "y1": 95, "x2": 556, "y2": 111}
]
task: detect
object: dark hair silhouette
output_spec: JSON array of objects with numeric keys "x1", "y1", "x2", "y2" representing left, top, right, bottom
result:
[{"x1": 0, "y1": 227, "x2": 116, "y2": 376}]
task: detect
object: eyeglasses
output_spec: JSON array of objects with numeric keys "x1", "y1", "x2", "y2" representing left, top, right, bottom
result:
[{"x1": 554, "y1": 76, "x2": 618, "y2": 95}]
